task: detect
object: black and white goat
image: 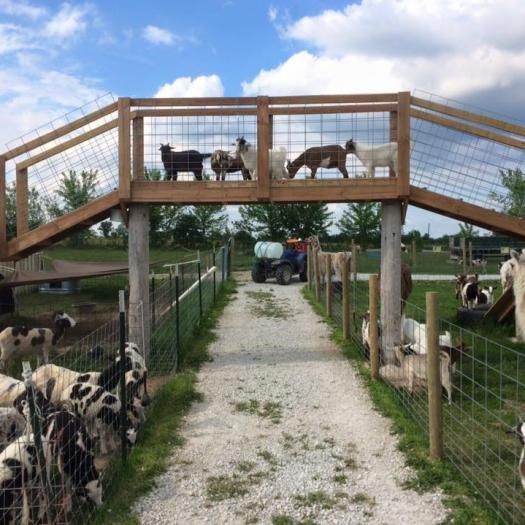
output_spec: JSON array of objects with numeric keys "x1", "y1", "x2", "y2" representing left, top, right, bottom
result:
[
  {"x1": 507, "y1": 422, "x2": 525, "y2": 490},
  {"x1": 345, "y1": 139, "x2": 397, "y2": 178},
  {"x1": 211, "y1": 150, "x2": 251, "y2": 180},
  {"x1": 159, "y1": 143, "x2": 211, "y2": 181},
  {"x1": 0, "y1": 311, "x2": 76, "y2": 372},
  {"x1": 0, "y1": 408, "x2": 26, "y2": 453}
]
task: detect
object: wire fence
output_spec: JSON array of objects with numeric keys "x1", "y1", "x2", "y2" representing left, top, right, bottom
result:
[
  {"x1": 309, "y1": 254, "x2": 525, "y2": 524},
  {"x1": 0, "y1": 239, "x2": 232, "y2": 524}
]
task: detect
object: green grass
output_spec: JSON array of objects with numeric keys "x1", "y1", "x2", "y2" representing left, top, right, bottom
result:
[
  {"x1": 303, "y1": 284, "x2": 502, "y2": 524},
  {"x1": 88, "y1": 278, "x2": 237, "y2": 525}
]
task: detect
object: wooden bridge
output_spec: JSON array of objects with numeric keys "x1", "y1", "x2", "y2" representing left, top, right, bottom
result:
[{"x1": 1, "y1": 91, "x2": 524, "y2": 260}]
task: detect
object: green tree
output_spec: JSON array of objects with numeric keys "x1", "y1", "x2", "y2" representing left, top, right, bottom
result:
[
  {"x1": 490, "y1": 167, "x2": 525, "y2": 217},
  {"x1": 338, "y1": 203, "x2": 380, "y2": 249},
  {"x1": 45, "y1": 169, "x2": 98, "y2": 247},
  {"x1": 5, "y1": 184, "x2": 46, "y2": 240},
  {"x1": 458, "y1": 221, "x2": 478, "y2": 240},
  {"x1": 236, "y1": 204, "x2": 332, "y2": 240},
  {"x1": 192, "y1": 205, "x2": 228, "y2": 243},
  {"x1": 98, "y1": 220, "x2": 113, "y2": 238}
]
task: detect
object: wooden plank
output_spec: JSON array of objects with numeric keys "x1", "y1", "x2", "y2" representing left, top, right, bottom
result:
[
  {"x1": 409, "y1": 186, "x2": 525, "y2": 239},
  {"x1": 7, "y1": 191, "x2": 119, "y2": 259},
  {"x1": 118, "y1": 98, "x2": 131, "y2": 200},
  {"x1": 397, "y1": 91, "x2": 410, "y2": 197},
  {"x1": 132, "y1": 108, "x2": 257, "y2": 118},
  {"x1": 17, "y1": 119, "x2": 118, "y2": 170},
  {"x1": 485, "y1": 286, "x2": 514, "y2": 322},
  {"x1": 369, "y1": 274, "x2": 379, "y2": 379},
  {"x1": 16, "y1": 167, "x2": 28, "y2": 236},
  {"x1": 129, "y1": 179, "x2": 399, "y2": 204},
  {"x1": 0, "y1": 156, "x2": 6, "y2": 258},
  {"x1": 3, "y1": 102, "x2": 118, "y2": 160},
  {"x1": 269, "y1": 93, "x2": 398, "y2": 105},
  {"x1": 131, "y1": 97, "x2": 257, "y2": 107},
  {"x1": 342, "y1": 257, "x2": 350, "y2": 339},
  {"x1": 411, "y1": 96, "x2": 525, "y2": 137},
  {"x1": 270, "y1": 103, "x2": 396, "y2": 115},
  {"x1": 410, "y1": 108, "x2": 525, "y2": 150},
  {"x1": 132, "y1": 117, "x2": 144, "y2": 180},
  {"x1": 257, "y1": 96, "x2": 271, "y2": 201}
]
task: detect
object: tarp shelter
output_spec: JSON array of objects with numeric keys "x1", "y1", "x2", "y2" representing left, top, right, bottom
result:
[{"x1": 0, "y1": 259, "x2": 129, "y2": 288}]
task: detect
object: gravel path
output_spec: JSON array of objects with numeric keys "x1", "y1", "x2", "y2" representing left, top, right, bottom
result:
[{"x1": 135, "y1": 275, "x2": 447, "y2": 525}]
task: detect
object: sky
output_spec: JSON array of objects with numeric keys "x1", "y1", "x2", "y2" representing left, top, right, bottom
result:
[{"x1": 1, "y1": 0, "x2": 525, "y2": 237}]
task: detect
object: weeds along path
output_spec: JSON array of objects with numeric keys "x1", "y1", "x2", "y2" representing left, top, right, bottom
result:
[{"x1": 135, "y1": 275, "x2": 446, "y2": 525}]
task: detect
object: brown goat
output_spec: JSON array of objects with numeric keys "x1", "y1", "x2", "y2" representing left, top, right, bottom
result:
[
  {"x1": 211, "y1": 150, "x2": 251, "y2": 181},
  {"x1": 286, "y1": 145, "x2": 350, "y2": 179}
]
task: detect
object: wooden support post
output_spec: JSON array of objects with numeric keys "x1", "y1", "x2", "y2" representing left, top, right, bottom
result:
[
  {"x1": 268, "y1": 114, "x2": 274, "y2": 149},
  {"x1": 118, "y1": 97, "x2": 131, "y2": 200},
  {"x1": 326, "y1": 254, "x2": 332, "y2": 317},
  {"x1": 412, "y1": 239, "x2": 417, "y2": 267},
  {"x1": 342, "y1": 257, "x2": 350, "y2": 339},
  {"x1": 461, "y1": 237, "x2": 467, "y2": 275},
  {"x1": 426, "y1": 291, "x2": 443, "y2": 459},
  {"x1": 314, "y1": 250, "x2": 320, "y2": 302},
  {"x1": 397, "y1": 91, "x2": 411, "y2": 197},
  {"x1": 389, "y1": 110, "x2": 397, "y2": 177},
  {"x1": 351, "y1": 240, "x2": 358, "y2": 328},
  {"x1": 256, "y1": 96, "x2": 270, "y2": 201},
  {"x1": 0, "y1": 156, "x2": 6, "y2": 257},
  {"x1": 128, "y1": 204, "x2": 150, "y2": 357},
  {"x1": 369, "y1": 274, "x2": 379, "y2": 379},
  {"x1": 132, "y1": 116, "x2": 144, "y2": 181},
  {"x1": 307, "y1": 245, "x2": 312, "y2": 289},
  {"x1": 16, "y1": 167, "x2": 28, "y2": 236},
  {"x1": 380, "y1": 201, "x2": 402, "y2": 364}
]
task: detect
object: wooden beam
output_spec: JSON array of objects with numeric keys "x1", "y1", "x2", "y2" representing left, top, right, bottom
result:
[
  {"x1": 16, "y1": 167, "x2": 28, "y2": 236},
  {"x1": 409, "y1": 185, "x2": 525, "y2": 239},
  {"x1": 3, "y1": 102, "x2": 118, "y2": 161},
  {"x1": 7, "y1": 191, "x2": 119, "y2": 259},
  {"x1": 0, "y1": 156, "x2": 6, "y2": 258},
  {"x1": 129, "y1": 178, "x2": 399, "y2": 204},
  {"x1": 269, "y1": 93, "x2": 398, "y2": 105},
  {"x1": 397, "y1": 91, "x2": 410, "y2": 197},
  {"x1": 118, "y1": 98, "x2": 131, "y2": 200},
  {"x1": 269, "y1": 103, "x2": 397, "y2": 116},
  {"x1": 411, "y1": 96, "x2": 525, "y2": 137},
  {"x1": 131, "y1": 97, "x2": 257, "y2": 107},
  {"x1": 411, "y1": 108, "x2": 525, "y2": 150},
  {"x1": 132, "y1": 117, "x2": 144, "y2": 180},
  {"x1": 257, "y1": 96, "x2": 271, "y2": 202},
  {"x1": 131, "y1": 108, "x2": 257, "y2": 119},
  {"x1": 17, "y1": 119, "x2": 118, "y2": 170}
]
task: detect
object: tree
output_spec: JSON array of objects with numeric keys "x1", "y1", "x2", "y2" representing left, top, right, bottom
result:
[
  {"x1": 338, "y1": 203, "x2": 380, "y2": 249},
  {"x1": 236, "y1": 204, "x2": 332, "y2": 240},
  {"x1": 98, "y1": 220, "x2": 113, "y2": 238},
  {"x1": 5, "y1": 184, "x2": 45, "y2": 239},
  {"x1": 192, "y1": 205, "x2": 228, "y2": 243},
  {"x1": 458, "y1": 222, "x2": 478, "y2": 240},
  {"x1": 490, "y1": 167, "x2": 525, "y2": 217}
]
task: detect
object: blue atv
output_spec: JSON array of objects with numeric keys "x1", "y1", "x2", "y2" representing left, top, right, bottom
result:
[{"x1": 251, "y1": 240, "x2": 308, "y2": 285}]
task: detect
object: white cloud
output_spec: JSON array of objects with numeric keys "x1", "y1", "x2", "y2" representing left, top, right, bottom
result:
[
  {"x1": 44, "y1": 3, "x2": 91, "y2": 41},
  {"x1": 0, "y1": 23, "x2": 41, "y2": 55},
  {"x1": 0, "y1": 0, "x2": 47, "y2": 19},
  {"x1": 155, "y1": 75, "x2": 225, "y2": 98},
  {"x1": 143, "y1": 25, "x2": 174, "y2": 46},
  {"x1": 268, "y1": 6, "x2": 278, "y2": 22}
]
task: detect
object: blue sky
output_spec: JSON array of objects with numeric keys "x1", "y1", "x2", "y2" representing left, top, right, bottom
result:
[{"x1": 1, "y1": 0, "x2": 525, "y2": 237}]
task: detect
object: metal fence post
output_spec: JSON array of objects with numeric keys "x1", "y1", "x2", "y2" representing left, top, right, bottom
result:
[
  {"x1": 198, "y1": 260, "x2": 203, "y2": 322},
  {"x1": 369, "y1": 274, "x2": 379, "y2": 379},
  {"x1": 221, "y1": 246, "x2": 226, "y2": 283},
  {"x1": 342, "y1": 257, "x2": 350, "y2": 339},
  {"x1": 175, "y1": 269, "x2": 181, "y2": 370},
  {"x1": 119, "y1": 290, "x2": 128, "y2": 462},
  {"x1": 426, "y1": 291, "x2": 443, "y2": 459},
  {"x1": 212, "y1": 251, "x2": 216, "y2": 300},
  {"x1": 326, "y1": 253, "x2": 332, "y2": 317}
]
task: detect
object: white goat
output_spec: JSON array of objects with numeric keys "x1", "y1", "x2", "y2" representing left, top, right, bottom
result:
[
  {"x1": 500, "y1": 250, "x2": 521, "y2": 293},
  {"x1": 234, "y1": 137, "x2": 288, "y2": 180},
  {"x1": 345, "y1": 139, "x2": 398, "y2": 178},
  {"x1": 512, "y1": 252, "x2": 525, "y2": 342}
]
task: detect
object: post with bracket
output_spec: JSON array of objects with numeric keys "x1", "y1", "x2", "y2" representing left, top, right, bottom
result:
[{"x1": 256, "y1": 96, "x2": 271, "y2": 202}]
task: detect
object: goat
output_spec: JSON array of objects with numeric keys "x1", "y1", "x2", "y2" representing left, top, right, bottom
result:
[
  {"x1": 158, "y1": 143, "x2": 212, "y2": 181},
  {"x1": 286, "y1": 145, "x2": 349, "y2": 179},
  {"x1": 345, "y1": 139, "x2": 397, "y2": 178},
  {"x1": 210, "y1": 150, "x2": 251, "y2": 181},
  {"x1": 0, "y1": 408, "x2": 26, "y2": 453},
  {"x1": 477, "y1": 285, "x2": 497, "y2": 306},
  {"x1": 361, "y1": 311, "x2": 381, "y2": 358},
  {"x1": 471, "y1": 258, "x2": 488, "y2": 271},
  {"x1": 234, "y1": 137, "x2": 288, "y2": 180},
  {"x1": 512, "y1": 252, "x2": 525, "y2": 342},
  {"x1": 500, "y1": 250, "x2": 522, "y2": 293},
  {"x1": 0, "y1": 311, "x2": 76, "y2": 372},
  {"x1": 378, "y1": 262, "x2": 413, "y2": 312},
  {"x1": 394, "y1": 346, "x2": 453, "y2": 404},
  {"x1": 507, "y1": 422, "x2": 525, "y2": 489},
  {"x1": 308, "y1": 235, "x2": 351, "y2": 283}
]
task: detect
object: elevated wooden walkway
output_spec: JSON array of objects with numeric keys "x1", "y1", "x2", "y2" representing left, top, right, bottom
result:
[{"x1": 1, "y1": 92, "x2": 524, "y2": 260}]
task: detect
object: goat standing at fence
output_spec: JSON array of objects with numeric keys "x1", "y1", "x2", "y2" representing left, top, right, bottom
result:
[
  {"x1": 211, "y1": 150, "x2": 251, "y2": 180},
  {"x1": 308, "y1": 235, "x2": 351, "y2": 283},
  {"x1": 0, "y1": 312, "x2": 76, "y2": 372},
  {"x1": 345, "y1": 139, "x2": 398, "y2": 178},
  {"x1": 507, "y1": 422, "x2": 525, "y2": 489},
  {"x1": 234, "y1": 137, "x2": 288, "y2": 180},
  {"x1": 159, "y1": 143, "x2": 212, "y2": 181},
  {"x1": 286, "y1": 144, "x2": 350, "y2": 179},
  {"x1": 512, "y1": 252, "x2": 525, "y2": 342}
]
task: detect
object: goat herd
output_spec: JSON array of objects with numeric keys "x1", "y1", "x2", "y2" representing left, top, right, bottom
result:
[
  {"x1": 158, "y1": 137, "x2": 398, "y2": 181},
  {"x1": 0, "y1": 311, "x2": 150, "y2": 523}
]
